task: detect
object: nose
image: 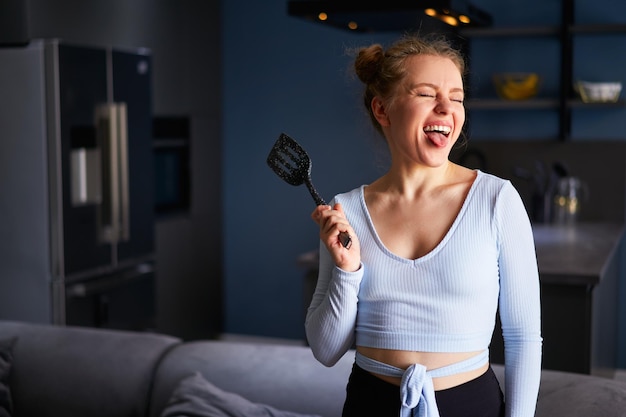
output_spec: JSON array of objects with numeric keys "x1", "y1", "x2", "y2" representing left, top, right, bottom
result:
[{"x1": 435, "y1": 96, "x2": 452, "y2": 113}]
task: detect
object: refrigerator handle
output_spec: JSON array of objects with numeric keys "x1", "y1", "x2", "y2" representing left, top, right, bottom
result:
[
  {"x1": 65, "y1": 262, "x2": 154, "y2": 298},
  {"x1": 96, "y1": 103, "x2": 130, "y2": 244},
  {"x1": 117, "y1": 103, "x2": 130, "y2": 242},
  {"x1": 96, "y1": 103, "x2": 120, "y2": 244}
]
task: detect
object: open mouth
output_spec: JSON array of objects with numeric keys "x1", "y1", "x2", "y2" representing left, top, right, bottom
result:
[{"x1": 423, "y1": 125, "x2": 451, "y2": 137}]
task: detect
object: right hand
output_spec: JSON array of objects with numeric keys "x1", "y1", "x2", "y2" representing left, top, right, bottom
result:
[{"x1": 311, "y1": 203, "x2": 361, "y2": 272}]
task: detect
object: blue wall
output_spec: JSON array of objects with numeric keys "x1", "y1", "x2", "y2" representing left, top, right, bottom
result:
[
  {"x1": 222, "y1": 0, "x2": 396, "y2": 340},
  {"x1": 222, "y1": 0, "x2": 626, "y2": 367}
]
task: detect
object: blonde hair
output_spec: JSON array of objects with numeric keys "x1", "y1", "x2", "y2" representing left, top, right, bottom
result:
[{"x1": 354, "y1": 33, "x2": 466, "y2": 136}]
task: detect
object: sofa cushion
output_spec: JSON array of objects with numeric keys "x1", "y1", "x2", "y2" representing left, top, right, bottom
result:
[
  {"x1": 534, "y1": 368, "x2": 626, "y2": 417},
  {"x1": 151, "y1": 341, "x2": 354, "y2": 417},
  {"x1": 0, "y1": 338, "x2": 16, "y2": 417},
  {"x1": 161, "y1": 372, "x2": 321, "y2": 417},
  {"x1": 492, "y1": 364, "x2": 626, "y2": 417}
]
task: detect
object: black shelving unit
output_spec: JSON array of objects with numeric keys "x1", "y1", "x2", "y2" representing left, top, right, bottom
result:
[{"x1": 459, "y1": 0, "x2": 626, "y2": 141}]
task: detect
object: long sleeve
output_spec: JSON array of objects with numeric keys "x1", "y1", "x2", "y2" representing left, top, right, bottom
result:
[
  {"x1": 496, "y1": 183, "x2": 543, "y2": 417},
  {"x1": 305, "y1": 240, "x2": 363, "y2": 367}
]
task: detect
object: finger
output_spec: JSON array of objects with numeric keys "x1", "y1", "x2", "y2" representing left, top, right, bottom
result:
[
  {"x1": 320, "y1": 218, "x2": 352, "y2": 249},
  {"x1": 311, "y1": 205, "x2": 331, "y2": 224},
  {"x1": 331, "y1": 203, "x2": 352, "y2": 248}
]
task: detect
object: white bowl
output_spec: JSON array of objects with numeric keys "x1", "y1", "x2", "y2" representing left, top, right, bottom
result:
[{"x1": 575, "y1": 81, "x2": 622, "y2": 103}]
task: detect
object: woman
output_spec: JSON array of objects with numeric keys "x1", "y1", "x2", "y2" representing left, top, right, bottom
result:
[{"x1": 306, "y1": 33, "x2": 542, "y2": 417}]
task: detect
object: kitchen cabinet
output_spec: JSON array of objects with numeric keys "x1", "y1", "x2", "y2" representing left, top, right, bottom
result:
[
  {"x1": 490, "y1": 223, "x2": 624, "y2": 377},
  {"x1": 459, "y1": 0, "x2": 626, "y2": 141}
]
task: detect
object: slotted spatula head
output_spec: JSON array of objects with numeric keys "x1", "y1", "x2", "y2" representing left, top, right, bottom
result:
[
  {"x1": 266, "y1": 133, "x2": 325, "y2": 205},
  {"x1": 266, "y1": 132, "x2": 352, "y2": 249}
]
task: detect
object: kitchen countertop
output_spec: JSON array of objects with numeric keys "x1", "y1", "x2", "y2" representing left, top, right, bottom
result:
[{"x1": 533, "y1": 222, "x2": 624, "y2": 286}]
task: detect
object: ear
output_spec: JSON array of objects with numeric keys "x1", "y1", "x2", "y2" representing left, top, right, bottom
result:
[{"x1": 371, "y1": 96, "x2": 390, "y2": 127}]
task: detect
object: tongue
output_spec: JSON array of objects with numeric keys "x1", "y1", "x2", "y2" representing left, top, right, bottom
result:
[{"x1": 425, "y1": 131, "x2": 447, "y2": 148}]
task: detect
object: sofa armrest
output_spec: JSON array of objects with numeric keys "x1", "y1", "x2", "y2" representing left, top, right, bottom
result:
[{"x1": 0, "y1": 320, "x2": 180, "y2": 417}]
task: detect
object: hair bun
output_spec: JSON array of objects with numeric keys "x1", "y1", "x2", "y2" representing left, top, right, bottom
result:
[{"x1": 354, "y1": 44, "x2": 384, "y2": 84}]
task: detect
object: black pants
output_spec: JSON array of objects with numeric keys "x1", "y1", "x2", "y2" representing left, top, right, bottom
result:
[{"x1": 342, "y1": 363, "x2": 505, "y2": 417}]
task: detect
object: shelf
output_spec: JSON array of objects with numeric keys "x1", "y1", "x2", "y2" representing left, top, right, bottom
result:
[
  {"x1": 459, "y1": 0, "x2": 626, "y2": 141},
  {"x1": 466, "y1": 98, "x2": 559, "y2": 110},
  {"x1": 461, "y1": 24, "x2": 626, "y2": 38},
  {"x1": 467, "y1": 98, "x2": 626, "y2": 110},
  {"x1": 567, "y1": 99, "x2": 626, "y2": 108},
  {"x1": 569, "y1": 24, "x2": 626, "y2": 34},
  {"x1": 460, "y1": 26, "x2": 560, "y2": 38}
]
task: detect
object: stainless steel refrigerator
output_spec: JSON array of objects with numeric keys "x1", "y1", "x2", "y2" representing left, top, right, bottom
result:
[{"x1": 0, "y1": 39, "x2": 156, "y2": 330}]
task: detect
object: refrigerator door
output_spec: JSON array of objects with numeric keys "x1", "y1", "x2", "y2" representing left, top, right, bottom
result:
[
  {"x1": 111, "y1": 49, "x2": 155, "y2": 263},
  {"x1": 52, "y1": 43, "x2": 114, "y2": 278}
]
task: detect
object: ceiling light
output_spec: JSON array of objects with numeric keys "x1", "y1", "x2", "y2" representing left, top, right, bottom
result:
[{"x1": 287, "y1": 0, "x2": 492, "y2": 33}]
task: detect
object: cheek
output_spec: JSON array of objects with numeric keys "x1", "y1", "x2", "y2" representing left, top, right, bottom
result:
[{"x1": 456, "y1": 110, "x2": 466, "y2": 132}]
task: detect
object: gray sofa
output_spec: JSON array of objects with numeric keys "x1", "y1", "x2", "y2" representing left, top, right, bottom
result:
[{"x1": 1, "y1": 320, "x2": 626, "y2": 417}]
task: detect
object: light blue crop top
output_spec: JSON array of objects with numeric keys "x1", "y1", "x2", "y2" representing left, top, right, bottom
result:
[{"x1": 305, "y1": 170, "x2": 542, "y2": 417}]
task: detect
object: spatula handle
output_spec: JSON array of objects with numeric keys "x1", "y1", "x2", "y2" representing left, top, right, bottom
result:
[
  {"x1": 305, "y1": 180, "x2": 352, "y2": 249},
  {"x1": 338, "y1": 231, "x2": 353, "y2": 250},
  {"x1": 305, "y1": 180, "x2": 326, "y2": 206}
]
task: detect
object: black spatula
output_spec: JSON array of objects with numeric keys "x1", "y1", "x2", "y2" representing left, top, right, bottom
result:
[{"x1": 267, "y1": 132, "x2": 352, "y2": 249}]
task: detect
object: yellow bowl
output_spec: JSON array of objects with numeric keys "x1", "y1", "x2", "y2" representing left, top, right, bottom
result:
[{"x1": 493, "y1": 73, "x2": 540, "y2": 100}]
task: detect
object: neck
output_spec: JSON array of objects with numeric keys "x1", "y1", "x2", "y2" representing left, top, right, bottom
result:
[{"x1": 380, "y1": 161, "x2": 456, "y2": 196}]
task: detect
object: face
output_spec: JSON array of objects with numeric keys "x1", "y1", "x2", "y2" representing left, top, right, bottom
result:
[{"x1": 372, "y1": 54, "x2": 465, "y2": 169}]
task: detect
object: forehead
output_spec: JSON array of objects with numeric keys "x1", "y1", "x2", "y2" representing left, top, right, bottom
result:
[{"x1": 404, "y1": 54, "x2": 463, "y2": 86}]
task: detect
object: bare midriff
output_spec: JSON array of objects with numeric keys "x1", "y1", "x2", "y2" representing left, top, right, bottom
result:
[{"x1": 357, "y1": 346, "x2": 490, "y2": 391}]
